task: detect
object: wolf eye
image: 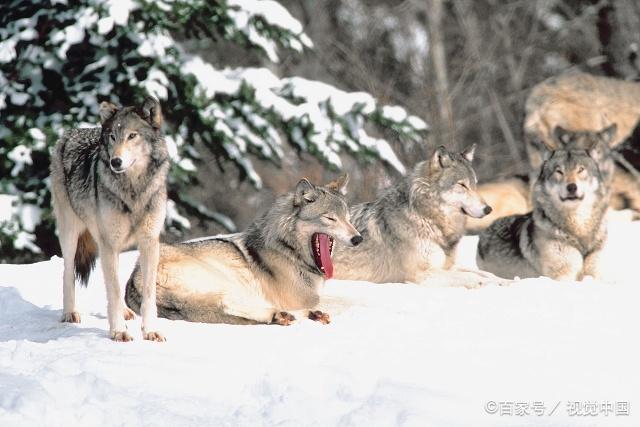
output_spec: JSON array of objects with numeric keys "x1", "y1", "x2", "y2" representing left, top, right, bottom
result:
[
  {"x1": 555, "y1": 169, "x2": 564, "y2": 176},
  {"x1": 323, "y1": 215, "x2": 337, "y2": 222},
  {"x1": 577, "y1": 166, "x2": 585, "y2": 173},
  {"x1": 128, "y1": 132, "x2": 137, "y2": 140},
  {"x1": 109, "y1": 133, "x2": 116, "y2": 141},
  {"x1": 457, "y1": 182, "x2": 468, "y2": 190}
]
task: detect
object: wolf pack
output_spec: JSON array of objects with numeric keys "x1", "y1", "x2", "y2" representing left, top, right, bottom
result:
[{"x1": 49, "y1": 71, "x2": 639, "y2": 341}]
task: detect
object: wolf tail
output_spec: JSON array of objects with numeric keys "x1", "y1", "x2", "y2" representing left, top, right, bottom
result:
[
  {"x1": 124, "y1": 266, "x2": 141, "y2": 314},
  {"x1": 74, "y1": 230, "x2": 97, "y2": 287}
]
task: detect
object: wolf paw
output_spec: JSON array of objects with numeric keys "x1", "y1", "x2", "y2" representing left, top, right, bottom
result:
[
  {"x1": 272, "y1": 311, "x2": 296, "y2": 326},
  {"x1": 308, "y1": 310, "x2": 331, "y2": 324},
  {"x1": 111, "y1": 330, "x2": 134, "y2": 342},
  {"x1": 123, "y1": 307, "x2": 136, "y2": 321},
  {"x1": 143, "y1": 331, "x2": 166, "y2": 342},
  {"x1": 463, "y1": 281, "x2": 485, "y2": 290},
  {"x1": 61, "y1": 311, "x2": 81, "y2": 323}
]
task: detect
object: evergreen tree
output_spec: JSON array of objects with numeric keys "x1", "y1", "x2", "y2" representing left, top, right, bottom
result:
[{"x1": 0, "y1": 0, "x2": 427, "y2": 261}]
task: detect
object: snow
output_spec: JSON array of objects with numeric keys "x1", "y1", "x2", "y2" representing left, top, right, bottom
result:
[
  {"x1": 7, "y1": 145, "x2": 33, "y2": 177},
  {"x1": 0, "y1": 39, "x2": 17, "y2": 63},
  {"x1": 165, "y1": 200, "x2": 191, "y2": 230},
  {"x1": 0, "y1": 195, "x2": 17, "y2": 224},
  {"x1": 226, "y1": 0, "x2": 314, "y2": 61},
  {"x1": 104, "y1": 0, "x2": 136, "y2": 26},
  {"x1": 186, "y1": 60, "x2": 419, "y2": 174},
  {"x1": 1, "y1": 218, "x2": 639, "y2": 426}
]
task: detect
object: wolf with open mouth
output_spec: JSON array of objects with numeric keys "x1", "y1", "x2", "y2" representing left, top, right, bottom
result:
[{"x1": 125, "y1": 175, "x2": 361, "y2": 325}]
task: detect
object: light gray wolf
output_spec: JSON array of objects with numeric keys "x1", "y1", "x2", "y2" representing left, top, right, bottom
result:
[
  {"x1": 465, "y1": 175, "x2": 531, "y2": 234},
  {"x1": 49, "y1": 97, "x2": 169, "y2": 342},
  {"x1": 477, "y1": 125, "x2": 615, "y2": 281},
  {"x1": 331, "y1": 145, "x2": 503, "y2": 288},
  {"x1": 125, "y1": 175, "x2": 362, "y2": 326},
  {"x1": 524, "y1": 71, "x2": 640, "y2": 215}
]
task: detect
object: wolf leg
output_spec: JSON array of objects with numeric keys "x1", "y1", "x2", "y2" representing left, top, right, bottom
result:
[
  {"x1": 99, "y1": 245, "x2": 132, "y2": 341},
  {"x1": 582, "y1": 249, "x2": 605, "y2": 281},
  {"x1": 57, "y1": 216, "x2": 84, "y2": 323},
  {"x1": 536, "y1": 243, "x2": 583, "y2": 281},
  {"x1": 137, "y1": 237, "x2": 164, "y2": 342}
]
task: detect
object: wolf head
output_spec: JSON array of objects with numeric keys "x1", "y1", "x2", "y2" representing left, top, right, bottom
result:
[
  {"x1": 99, "y1": 97, "x2": 166, "y2": 174},
  {"x1": 537, "y1": 126, "x2": 615, "y2": 208},
  {"x1": 292, "y1": 174, "x2": 362, "y2": 279},
  {"x1": 410, "y1": 145, "x2": 492, "y2": 219}
]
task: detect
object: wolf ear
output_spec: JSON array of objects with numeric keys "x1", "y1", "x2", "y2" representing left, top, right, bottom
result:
[
  {"x1": 587, "y1": 138, "x2": 610, "y2": 163},
  {"x1": 325, "y1": 173, "x2": 349, "y2": 195},
  {"x1": 431, "y1": 145, "x2": 453, "y2": 170},
  {"x1": 553, "y1": 126, "x2": 574, "y2": 146},
  {"x1": 598, "y1": 123, "x2": 617, "y2": 145},
  {"x1": 140, "y1": 96, "x2": 163, "y2": 129},
  {"x1": 294, "y1": 178, "x2": 318, "y2": 206},
  {"x1": 99, "y1": 101, "x2": 119, "y2": 124},
  {"x1": 542, "y1": 147, "x2": 554, "y2": 162},
  {"x1": 461, "y1": 144, "x2": 476, "y2": 162}
]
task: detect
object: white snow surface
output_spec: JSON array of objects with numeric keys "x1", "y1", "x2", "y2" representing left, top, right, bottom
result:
[{"x1": 1, "y1": 219, "x2": 639, "y2": 426}]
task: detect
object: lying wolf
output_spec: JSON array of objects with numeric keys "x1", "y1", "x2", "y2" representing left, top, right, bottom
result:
[
  {"x1": 125, "y1": 175, "x2": 362, "y2": 325},
  {"x1": 524, "y1": 71, "x2": 640, "y2": 216},
  {"x1": 332, "y1": 145, "x2": 502, "y2": 287},
  {"x1": 477, "y1": 126, "x2": 615, "y2": 281},
  {"x1": 50, "y1": 97, "x2": 169, "y2": 341}
]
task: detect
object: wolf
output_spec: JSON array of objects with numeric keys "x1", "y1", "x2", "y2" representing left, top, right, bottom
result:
[
  {"x1": 125, "y1": 175, "x2": 362, "y2": 326},
  {"x1": 477, "y1": 125, "x2": 615, "y2": 281},
  {"x1": 49, "y1": 97, "x2": 169, "y2": 341},
  {"x1": 524, "y1": 71, "x2": 640, "y2": 215},
  {"x1": 331, "y1": 145, "x2": 503, "y2": 288}
]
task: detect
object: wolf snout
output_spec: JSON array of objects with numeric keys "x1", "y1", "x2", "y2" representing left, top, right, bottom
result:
[
  {"x1": 566, "y1": 183, "x2": 577, "y2": 194},
  {"x1": 350, "y1": 235, "x2": 363, "y2": 246},
  {"x1": 483, "y1": 205, "x2": 492, "y2": 215},
  {"x1": 110, "y1": 157, "x2": 123, "y2": 169}
]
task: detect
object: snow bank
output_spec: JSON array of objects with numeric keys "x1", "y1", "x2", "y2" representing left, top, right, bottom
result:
[{"x1": 1, "y1": 220, "x2": 639, "y2": 426}]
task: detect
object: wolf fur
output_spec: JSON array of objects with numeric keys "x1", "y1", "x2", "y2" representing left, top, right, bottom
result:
[
  {"x1": 331, "y1": 145, "x2": 504, "y2": 288},
  {"x1": 49, "y1": 97, "x2": 169, "y2": 341},
  {"x1": 125, "y1": 175, "x2": 362, "y2": 325},
  {"x1": 477, "y1": 126, "x2": 615, "y2": 281},
  {"x1": 524, "y1": 71, "x2": 640, "y2": 215}
]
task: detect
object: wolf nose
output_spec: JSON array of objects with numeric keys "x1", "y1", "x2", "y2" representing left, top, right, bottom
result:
[
  {"x1": 110, "y1": 157, "x2": 123, "y2": 169},
  {"x1": 350, "y1": 235, "x2": 363, "y2": 246},
  {"x1": 566, "y1": 183, "x2": 577, "y2": 193},
  {"x1": 483, "y1": 205, "x2": 492, "y2": 215}
]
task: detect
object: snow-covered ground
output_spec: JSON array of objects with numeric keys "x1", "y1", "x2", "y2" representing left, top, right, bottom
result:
[{"x1": 1, "y1": 219, "x2": 639, "y2": 426}]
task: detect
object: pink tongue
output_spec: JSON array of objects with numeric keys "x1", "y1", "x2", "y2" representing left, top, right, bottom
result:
[{"x1": 318, "y1": 234, "x2": 333, "y2": 279}]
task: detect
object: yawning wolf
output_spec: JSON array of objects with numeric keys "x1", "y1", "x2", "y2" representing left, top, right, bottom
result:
[{"x1": 125, "y1": 175, "x2": 362, "y2": 325}]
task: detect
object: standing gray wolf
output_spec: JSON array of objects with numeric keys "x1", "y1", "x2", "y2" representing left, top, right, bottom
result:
[
  {"x1": 477, "y1": 125, "x2": 615, "y2": 281},
  {"x1": 524, "y1": 71, "x2": 640, "y2": 214},
  {"x1": 125, "y1": 175, "x2": 362, "y2": 326},
  {"x1": 50, "y1": 97, "x2": 169, "y2": 341},
  {"x1": 331, "y1": 145, "x2": 502, "y2": 287}
]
